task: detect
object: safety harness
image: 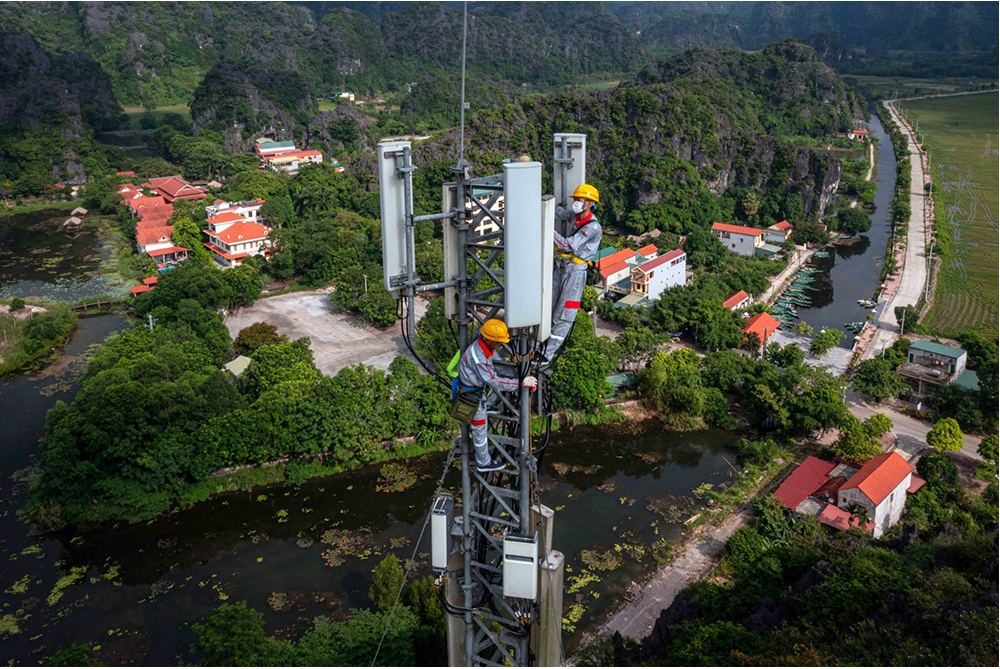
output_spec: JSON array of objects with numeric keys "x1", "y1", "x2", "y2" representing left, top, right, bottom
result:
[
  {"x1": 555, "y1": 210, "x2": 600, "y2": 268},
  {"x1": 447, "y1": 349, "x2": 485, "y2": 424}
]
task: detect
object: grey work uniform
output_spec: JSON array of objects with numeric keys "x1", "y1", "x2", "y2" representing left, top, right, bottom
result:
[
  {"x1": 545, "y1": 207, "x2": 602, "y2": 358},
  {"x1": 457, "y1": 338, "x2": 520, "y2": 467}
]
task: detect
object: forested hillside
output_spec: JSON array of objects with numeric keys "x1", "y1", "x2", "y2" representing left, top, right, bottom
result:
[{"x1": 399, "y1": 41, "x2": 863, "y2": 230}]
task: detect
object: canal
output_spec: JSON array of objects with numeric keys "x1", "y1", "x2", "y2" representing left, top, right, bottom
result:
[
  {"x1": 0, "y1": 316, "x2": 738, "y2": 664},
  {"x1": 792, "y1": 101, "x2": 896, "y2": 343}
]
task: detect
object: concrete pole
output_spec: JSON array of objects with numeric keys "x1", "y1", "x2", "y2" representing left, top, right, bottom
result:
[{"x1": 534, "y1": 550, "x2": 565, "y2": 667}]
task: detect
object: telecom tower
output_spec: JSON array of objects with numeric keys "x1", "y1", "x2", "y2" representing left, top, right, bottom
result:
[{"x1": 378, "y1": 134, "x2": 587, "y2": 666}]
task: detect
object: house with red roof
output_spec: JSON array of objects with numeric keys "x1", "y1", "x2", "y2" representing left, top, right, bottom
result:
[
  {"x1": 116, "y1": 170, "x2": 135, "y2": 177},
  {"x1": 763, "y1": 220, "x2": 793, "y2": 245},
  {"x1": 205, "y1": 199, "x2": 264, "y2": 225},
  {"x1": 711, "y1": 222, "x2": 765, "y2": 256},
  {"x1": 847, "y1": 129, "x2": 869, "y2": 141},
  {"x1": 204, "y1": 220, "x2": 271, "y2": 268},
  {"x1": 598, "y1": 248, "x2": 638, "y2": 291},
  {"x1": 744, "y1": 312, "x2": 781, "y2": 346},
  {"x1": 723, "y1": 289, "x2": 751, "y2": 312},
  {"x1": 772, "y1": 452, "x2": 926, "y2": 538},
  {"x1": 141, "y1": 176, "x2": 208, "y2": 203},
  {"x1": 118, "y1": 183, "x2": 144, "y2": 200},
  {"x1": 630, "y1": 248, "x2": 686, "y2": 300}
]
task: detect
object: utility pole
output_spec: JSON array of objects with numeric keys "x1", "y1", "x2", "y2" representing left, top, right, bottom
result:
[{"x1": 363, "y1": 274, "x2": 368, "y2": 294}]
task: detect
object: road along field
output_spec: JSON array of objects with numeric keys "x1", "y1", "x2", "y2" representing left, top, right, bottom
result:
[{"x1": 897, "y1": 92, "x2": 999, "y2": 339}]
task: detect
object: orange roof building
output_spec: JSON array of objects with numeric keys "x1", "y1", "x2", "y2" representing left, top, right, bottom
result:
[
  {"x1": 838, "y1": 452, "x2": 914, "y2": 537},
  {"x1": 743, "y1": 312, "x2": 781, "y2": 344},
  {"x1": 723, "y1": 290, "x2": 751, "y2": 311},
  {"x1": 142, "y1": 176, "x2": 208, "y2": 203}
]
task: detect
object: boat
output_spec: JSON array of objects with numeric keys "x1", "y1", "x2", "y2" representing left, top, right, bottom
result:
[{"x1": 857, "y1": 299, "x2": 877, "y2": 308}]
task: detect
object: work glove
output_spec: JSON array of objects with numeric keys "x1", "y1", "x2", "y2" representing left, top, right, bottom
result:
[{"x1": 522, "y1": 376, "x2": 538, "y2": 391}]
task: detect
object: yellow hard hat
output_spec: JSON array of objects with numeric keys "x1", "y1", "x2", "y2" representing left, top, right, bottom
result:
[
  {"x1": 572, "y1": 183, "x2": 599, "y2": 204},
  {"x1": 479, "y1": 318, "x2": 510, "y2": 343}
]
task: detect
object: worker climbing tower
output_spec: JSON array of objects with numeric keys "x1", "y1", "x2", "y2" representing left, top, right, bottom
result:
[{"x1": 376, "y1": 132, "x2": 588, "y2": 666}]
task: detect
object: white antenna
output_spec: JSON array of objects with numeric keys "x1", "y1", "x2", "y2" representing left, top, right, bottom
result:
[{"x1": 458, "y1": 1, "x2": 469, "y2": 162}]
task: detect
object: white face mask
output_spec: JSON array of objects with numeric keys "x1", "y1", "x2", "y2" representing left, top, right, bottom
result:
[{"x1": 572, "y1": 200, "x2": 585, "y2": 214}]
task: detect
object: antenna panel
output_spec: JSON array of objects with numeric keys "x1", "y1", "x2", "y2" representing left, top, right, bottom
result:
[
  {"x1": 552, "y1": 133, "x2": 587, "y2": 207},
  {"x1": 503, "y1": 161, "x2": 543, "y2": 328},
  {"x1": 441, "y1": 182, "x2": 460, "y2": 318},
  {"x1": 377, "y1": 141, "x2": 412, "y2": 297}
]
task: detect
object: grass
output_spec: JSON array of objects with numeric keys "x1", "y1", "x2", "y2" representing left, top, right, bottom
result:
[
  {"x1": 2, "y1": 200, "x2": 78, "y2": 215},
  {"x1": 852, "y1": 75, "x2": 997, "y2": 100},
  {"x1": 897, "y1": 92, "x2": 999, "y2": 338},
  {"x1": 121, "y1": 103, "x2": 191, "y2": 130}
]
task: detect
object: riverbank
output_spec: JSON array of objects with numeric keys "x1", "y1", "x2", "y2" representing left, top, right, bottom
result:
[{"x1": 0, "y1": 301, "x2": 78, "y2": 377}]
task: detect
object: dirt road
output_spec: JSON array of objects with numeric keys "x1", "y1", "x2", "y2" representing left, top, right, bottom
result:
[{"x1": 224, "y1": 288, "x2": 428, "y2": 375}]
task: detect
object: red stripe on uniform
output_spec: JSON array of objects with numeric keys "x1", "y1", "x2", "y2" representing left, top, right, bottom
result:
[
  {"x1": 472, "y1": 419, "x2": 486, "y2": 426},
  {"x1": 565, "y1": 300, "x2": 581, "y2": 309}
]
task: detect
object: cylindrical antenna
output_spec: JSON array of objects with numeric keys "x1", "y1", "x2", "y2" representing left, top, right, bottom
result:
[{"x1": 459, "y1": 0, "x2": 468, "y2": 162}]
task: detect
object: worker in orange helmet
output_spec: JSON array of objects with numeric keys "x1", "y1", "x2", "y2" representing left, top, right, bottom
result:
[
  {"x1": 544, "y1": 183, "x2": 602, "y2": 360},
  {"x1": 453, "y1": 319, "x2": 537, "y2": 472}
]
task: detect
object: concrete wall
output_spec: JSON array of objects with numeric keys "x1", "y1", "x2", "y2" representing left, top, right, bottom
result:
[
  {"x1": 908, "y1": 348, "x2": 966, "y2": 375},
  {"x1": 647, "y1": 255, "x2": 686, "y2": 300},
  {"x1": 838, "y1": 473, "x2": 911, "y2": 538},
  {"x1": 714, "y1": 230, "x2": 760, "y2": 256}
]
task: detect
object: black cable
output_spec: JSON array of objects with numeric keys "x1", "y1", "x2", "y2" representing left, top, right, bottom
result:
[{"x1": 398, "y1": 298, "x2": 451, "y2": 388}]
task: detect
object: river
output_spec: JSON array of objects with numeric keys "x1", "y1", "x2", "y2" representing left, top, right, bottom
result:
[
  {"x1": 791, "y1": 102, "x2": 896, "y2": 343},
  {"x1": 0, "y1": 314, "x2": 738, "y2": 664},
  {"x1": 0, "y1": 208, "x2": 131, "y2": 301}
]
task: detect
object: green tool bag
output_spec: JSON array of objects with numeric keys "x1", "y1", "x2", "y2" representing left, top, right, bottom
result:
[{"x1": 446, "y1": 350, "x2": 483, "y2": 424}]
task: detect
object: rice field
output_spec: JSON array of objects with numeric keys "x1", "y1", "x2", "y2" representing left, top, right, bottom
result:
[{"x1": 897, "y1": 92, "x2": 999, "y2": 339}]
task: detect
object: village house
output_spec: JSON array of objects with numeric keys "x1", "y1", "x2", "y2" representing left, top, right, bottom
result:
[
  {"x1": 331, "y1": 91, "x2": 356, "y2": 102},
  {"x1": 712, "y1": 222, "x2": 765, "y2": 257},
  {"x1": 847, "y1": 129, "x2": 869, "y2": 141},
  {"x1": 141, "y1": 176, "x2": 208, "y2": 204},
  {"x1": 763, "y1": 220, "x2": 793, "y2": 245},
  {"x1": 206, "y1": 199, "x2": 265, "y2": 223},
  {"x1": 255, "y1": 138, "x2": 297, "y2": 158},
  {"x1": 773, "y1": 452, "x2": 926, "y2": 538},
  {"x1": 118, "y1": 183, "x2": 145, "y2": 200},
  {"x1": 204, "y1": 220, "x2": 271, "y2": 269},
  {"x1": 629, "y1": 248, "x2": 686, "y2": 301},
  {"x1": 597, "y1": 244, "x2": 659, "y2": 293},
  {"x1": 130, "y1": 276, "x2": 159, "y2": 296},
  {"x1": 723, "y1": 289, "x2": 752, "y2": 312},
  {"x1": 896, "y1": 340, "x2": 979, "y2": 400},
  {"x1": 743, "y1": 312, "x2": 781, "y2": 345},
  {"x1": 264, "y1": 149, "x2": 324, "y2": 174}
]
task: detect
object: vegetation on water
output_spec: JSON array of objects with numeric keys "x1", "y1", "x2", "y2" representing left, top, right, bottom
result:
[
  {"x1": 897, "y1": 93, "x2": 999, "y2": 339},
  {"x1": 0, "y1": 301, "x2": 77, "y2": 376}
]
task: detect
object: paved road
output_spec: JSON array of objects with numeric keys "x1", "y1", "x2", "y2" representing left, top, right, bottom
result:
[
  {"x1": 224, "y1": 288, "x2": 428, "y2": 375},
  {"x1": 847, "y1": 393, "x2": 984, "y2": 462},
  {"x1": 893, "y1": 90, "x2": 994, "y2": 103},
  {"x1": 594, "y1": 510, "x2": 749, "y2": 642},
  {"x1": 881, "y1": 101, "x2": 928, "y2": 327}
]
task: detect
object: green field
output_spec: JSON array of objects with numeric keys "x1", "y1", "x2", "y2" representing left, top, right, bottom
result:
[
  {"x1": 898, "y1": 92, "x2": 999, "y2": 338},
  {"x1": 122, "y1": 103, "x2": 191, "y2": 129},
  {"x1": 852, "y1": 75, "x2": 997, "y2": 100}
]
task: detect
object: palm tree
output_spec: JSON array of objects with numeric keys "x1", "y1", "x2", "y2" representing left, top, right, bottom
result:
[{"x1": 844, "y1": 502, "x2": 870, "y2": 529}]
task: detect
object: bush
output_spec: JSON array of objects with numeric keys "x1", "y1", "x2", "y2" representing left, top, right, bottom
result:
[
  {"x1": 9, "y1": 297, "x2": 25, "y2": 311},
  {"x1": 736, "y1": 438, "x2": 778, "y2": 467},
  {"x1": 927, "y1": 417, "x2": 964, "y2": 453},
  {"x1": 233, "y1": 322, "x2": 287, "y2": 356},
  {"x1": 191, "y1": 601, "x2": 268, "y2": 666},
  {"x1": 369, "y1": 554, "x2": 405, "y2": 610}
]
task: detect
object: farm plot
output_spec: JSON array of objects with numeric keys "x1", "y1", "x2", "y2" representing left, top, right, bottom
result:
[{"x1": 898, "y1": 92, "x2": 998, "y2": 338}]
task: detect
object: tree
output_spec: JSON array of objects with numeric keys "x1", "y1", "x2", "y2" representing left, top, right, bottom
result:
[
  {"x1": 833, "y1": 414, "x2": 883, "y2": 462},
  {"x1": 809, "y1": 328, "x2": 843, "y2": 355},
  {"x1": 835, "y1": 207, "x2": 871, "y2": 235},
  {"x1": 616, "y1": 326, "x2": 662, "y2": 370},
  {"x1": 851, "y1": 358, "x2": 907, "y2": 401},
  {"x1": 843, "y1": 501, "x2": 870, "y2": 528},
  {"x1": 220, "y1": 264, "x2": 263, "y2": 310},
  {"x1": 48, "y1": 645, "x2": 94, "y2": 666},
  {"x1": 791, "y1": 222, "x2": 830, "y2": 246},
  {"x1": 191, "y1": 601, "x2": 268, "y2": 666},
  {"x1": 927, "y1": 417, "x2": 963, "y2": 453},
  {"x1": 792, "y1": 321, "x2": 813, "y2": 336},
  {"x1": 9, "y1": 297, "x2": 25, "y2": 311},
  {"x1": 894, "y1": 305, "x2": 919, "y2": 334},
  {"x1": 977, "y1": 434, "x2": 998, "y2": 467},
  {"x1": 234, "y1": 322, "x2": 287, "y2": 356},
  {"x1": 741, "y1": 191, "x2": 760, "y2": 216},
  {"x1": 863, "y1": 413, "x2": 893, "y2": 438},
  {"x1": 170, "y1": 216, "x2": 212, "y2": 263},
  {"x1": 137, "y1": 261, "x2": 227, "y2": 312},
  {"x1": 369, "y1": 554, "x2": 405, "y2": 610},
  {"x1": 640, "y1": 349, "x2": 705, "y2": 419}
]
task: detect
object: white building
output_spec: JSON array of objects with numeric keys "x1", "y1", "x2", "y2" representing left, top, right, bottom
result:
[
  {"x1": 763, "y1": 220, "x2": 793, "y2": 245},
  {"x1": 136, "y1": 225, "x2": 175, "y2": 255},
  {"x1": 206, "y1": 199, "x2": 264, "y2": 223},
  {"x1": 629, "y1": 248, "x2": 685, "y2": 300},
  {"x1": 712, "y1": 222, "x2": 765, "y2": 257},
  {"x1": 723, "y1": 290, "x2": 751, "y2": 312},
  {"x1": 265, "y1": 150, "x2": 323, "y2": 174},
  {"x1": 837, "y1": 452, "x2": 913, "y2": 538},
  {"x1": 204, "y1": 220, "x2": 271, "y2": 269}
]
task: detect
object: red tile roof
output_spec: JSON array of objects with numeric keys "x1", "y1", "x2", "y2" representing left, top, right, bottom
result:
[
  {"x1": 117, "y1": 170, "x2": 135, "y2": 176},
  {"x1": 712, "y1": 222, "x2": 764, "y2": 237},
  {"x1": 136, "y1": 226, "x2": 173, "y2": 247},
  {"x1": 635, "y1": 248, "x2": 684, "y2": 273},
  {"x1": 144, "y1": 176, "x2": 207, "y2": 202},
  {"x1": 147, "y1": 246, "x2": 187, "y2": 257},
  {"x1": 841, "y1": 452, "x2": 912, "y2": 505},
  {"x1": 600, "y1": 259, "x2": 631, "y2": 279},
  {"x1": 773, "y1": 456, "x2": 836, "y2": 509},
  {"x1": 744, "y1": 312, "x2": 781, "y2": 342},
  {"x1": 208, "y1": 211, "x2": 245, "y2": 225},
  {"x1": 907, "y1": 475, "x2": 927, "y2": 494},
  {"x1": 637, "y1": 243, "x2": 658, "y2": 256},
  {"x1": 137, "y1": 208, "x2": 174, "y2": 223},
  {"x1": 853, "y1": 129, "x2": 868, "y2": 134},
  {"x1": 817, "y1": 503, "x2": 874, "y2": 532},
  {"x1": 772, "y1": 220, "x2": 792, "y2": 231},
  {"x1": 142, "y1": 276, "x2": 159, "y2": 286},
  {"x1": 129, "y1": 195, "x2": 167, "y2": 211},
  {"x1": 723, "y1": 290, "x2": 750, "y2": 309},
  {"x1": 204, "y1": 242, "x2": 249, "y2": 261},
  {"x1": 130, "y1": 285, "x2": 152, "y2": 295},
  {"x1": 598, "y1": 248, "x2": 637, "y2": 270},
  {"x1": 215, "y1": 221, "x2": 270, "y2": 245},
  {"x1": 118, "y1": 183, "x2": 139, "y2": 193}
]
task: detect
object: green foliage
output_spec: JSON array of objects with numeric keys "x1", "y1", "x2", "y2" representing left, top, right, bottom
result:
[
  {"x1": 191, "y1": 601, "x2": 268, "y2": 666},
  {"x1": 550, "y1": 312, "x2": 617, "y2": 411},
  {"x1": 809, "y1": 327, "x2": 843, "y2": 355},
  {"x1": 894, "y1": 305, "x2": 920, "y2": 334},
  {"x1": 791, "y1": 221, "x2": 830, "y2": 246},
  {"x1": 135, "y1": 261, "x2": 227, "y2": 313},
  {"x1": 851, "y1": 357, "x2": 908, "y2": 401},
  {"x1": 833, "y1": 414, "x2": 883, "y2": 462},
  {"x1": 863, "y1": 413, "x2": 893, "y2": 438},
  {"x1": 927, "y1": 418, "x2": 964, "y2": 453},
  {"x1": 48, "y1": 644, "x2": 95, "y2": 667},
  {"x1": 9, "y1": 298, "x2": 25, "y2": 311},
  {"x1": 233, "y1": 322, "x2": 287, "y2": 356},
  {"x1": 978, "y1": 434, "x2": 998, "y2": 467},
  {"x1": 736, "y1": 438, "x2": 779, "y2": 467},
  {"x1": 369, "y1": 554, "x2": 405, "y2": 611},
  {"x1": 834, "y1": 206, "x2": 872, "y2": 235},
  {"x1": 640, "y1": 348, "x2": 705, "y2": 420}
]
